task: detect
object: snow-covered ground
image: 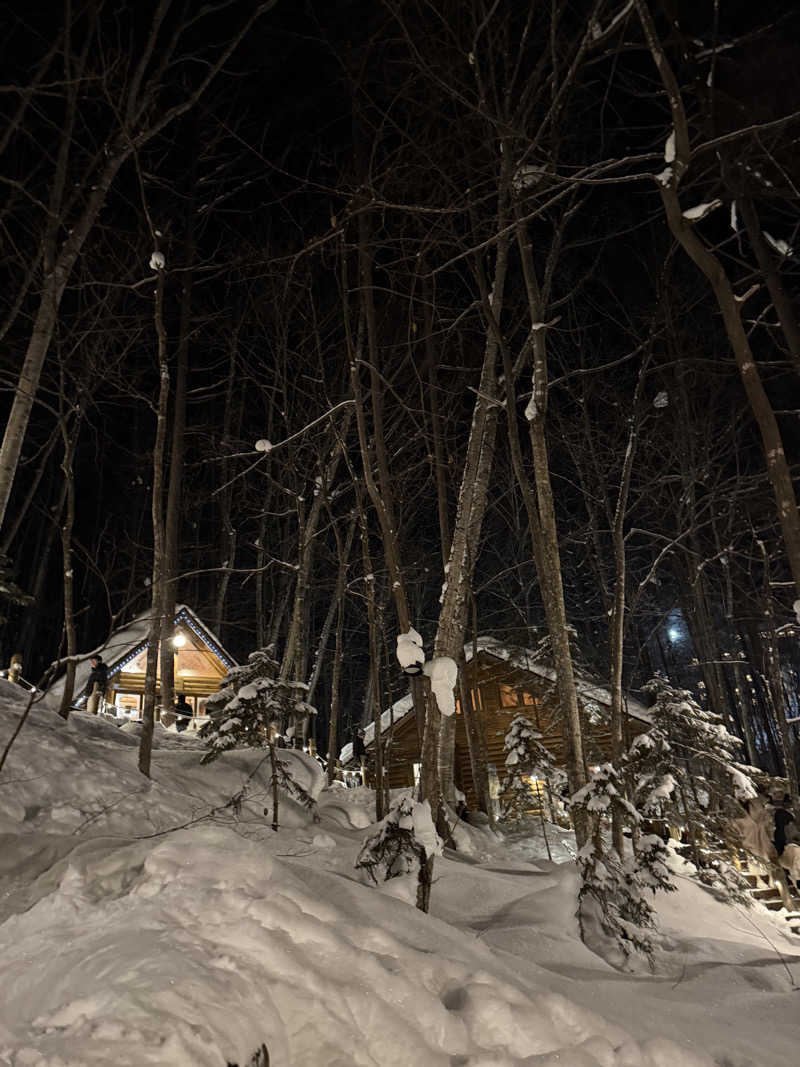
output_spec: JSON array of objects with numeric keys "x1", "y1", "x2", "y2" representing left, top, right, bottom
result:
[{"x1": 1, "y1": 681, "x2": 798, "y2": 1067}]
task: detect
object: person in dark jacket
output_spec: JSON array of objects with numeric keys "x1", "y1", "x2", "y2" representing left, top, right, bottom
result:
[
  {"x1": 353, "y1": 729, "x2": 366, "y2": 762},
  {"x1": 174, "y1": 693, "x2": 192, "y2": 732},
  {"x1": 773, "y1": 794, "x2": 795, "y2": 856},
  {"x1": 84, "y1": 655, "x2": 108, "y2": 699},
  {"x1": 84, "y1": 654, "x2": 108, "y2": 715}
]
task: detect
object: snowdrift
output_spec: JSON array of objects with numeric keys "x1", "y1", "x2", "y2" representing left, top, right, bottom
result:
[{"x1": 1, "y1": 684, "x2": 798, "y2": 1066}]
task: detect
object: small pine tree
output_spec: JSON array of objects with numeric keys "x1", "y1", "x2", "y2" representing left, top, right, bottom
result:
[
  {"x1": 634, "y1": 676, "x2": 756, "y2": 904},
  {"x1": 501, "y1": 713, "x2": 558, "y2": 822},
  {"x1": 572, "y1": 763, "x2": 673, "y2": 969},
  {"x1": 355, "y1": 795, "x2": 442, "y2": 912},
  {"x1": 200, "y1": 647, "x2": 317, "y2": 829}
]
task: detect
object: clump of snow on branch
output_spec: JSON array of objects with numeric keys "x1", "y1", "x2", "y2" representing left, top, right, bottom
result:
[
  {"x1": 764, "y1": 232, "x2": 793, "y2": 257},
  {"x1": 653, "y1": 390, "x2": 669, "y2": 409},
  {"x1": 682, "y1": 199, "x2": 722, "y2": 221},
  {"x1": 664, "y1": 130, "x2": 676, "y2": 163},
  {"x1": 396, "y1": 626, "x2": 424, "y2": 675},
  {"x1": 512, "y1": 163, "x2": 546, "y2": 191},
  {"x1": 149, "y1": 250, "x2": 165, "y2": 270},
  {"x1": 423, "y1": 655, "x2": 458, "y2": 717},
  {"x1": 254, "y1": 439, "x2": 272, "y2": 452}
]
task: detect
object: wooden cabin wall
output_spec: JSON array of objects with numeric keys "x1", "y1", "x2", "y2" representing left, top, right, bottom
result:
[{"x1": 371, "y1": 657, "x2": 649, "y2": 811}]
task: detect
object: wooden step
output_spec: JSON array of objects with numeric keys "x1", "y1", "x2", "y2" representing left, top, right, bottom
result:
[
  {"x1": 751, "y1": 887, "x2": 779, "y2": 901},
  {"x1": 763, "y1": 899, "x2": 785, "y2": 911}
]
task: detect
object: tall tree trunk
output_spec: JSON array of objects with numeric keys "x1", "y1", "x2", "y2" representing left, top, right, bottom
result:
[
  {"x1": 514, "y1": 216, "x2": 589, "y2": 846},
  {"x1": 431, "y1": 217, "x2": 508, "y2": 815},
  {"x1": 343, "y1": 228, "x2": 427, "y2": 748},
  {"x1": 462, "y1": 601, "x2": 492, "y2": 822},
  {"x1": 635, "y1": 0, "x2": 800, "y2": 600},
  {"x1": 214, "y1": 324, "x2": 241, "y2": 643},
  {"x1": 0, "y1": 425, "x2": 59, "y2": 559},
  {"x1": 159, "y1": 202, "x2": 194, "y2": 716},
  {"x1": 607, "y1": 365, "x2": 646, "y2": 857},
  {"x1": 57, "y1": 390, "x2": 81, "y2": 720},
  {"x1": 738, "y1": 196, "x2": 800, "y2": 373},
  {"x1": 0, "y1": 2, "x2": 276, "y2": 533},
  {"x1": 0, "y1": 154, "x2": 125, "y2": 531},
  {"x1": 255, "y1": 509, "x2": 269, "y2": 649},
  {"x1": 757, "y1": 542, "x2": 799, "y2": 801},
  {"x1": 326, "y1": 518, "x2": 353, "y2": 785},
  {"x1": 139, "y1": 258, "x2": 169, "y2": 778},
  {"x1": 279, "y1": 427, "x2": 350, "y2": 687}
]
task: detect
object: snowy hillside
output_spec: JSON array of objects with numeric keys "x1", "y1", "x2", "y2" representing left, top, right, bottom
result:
[{"x1": 1, "y1": 682, "x2": 798, "y2": 1067}]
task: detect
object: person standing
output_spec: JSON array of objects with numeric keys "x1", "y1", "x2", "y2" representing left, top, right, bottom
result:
[
  {"x1": 174, "y1": 693, "x2": 192, "y2": 732},
  {"x1": 85, "y1": 654, "x2": 108, "y2": 715},
  {"x1": 353, "y1": 728, "x2": 366, "y2": 762},
  {"x1": 773, "y1": 794, "x2": 795, "y2": 857},
  {"x1": 352, "y1": 728, "x2": 367, "y2": 786}
]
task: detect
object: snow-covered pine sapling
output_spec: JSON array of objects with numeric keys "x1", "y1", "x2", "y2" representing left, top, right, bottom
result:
[
  {"x1": 355, "y1": 795, "x2": 443, "y2": 912},
  {"x1": 572, "y1": 763, "x2": 671, "y2": 970},
  {"x1": 200, "y1": 646, "x2": 317, "y2": 830},
  {"x1": 226, "y1": 1044, "x2": 270, "y2": 1067},
  {"x1": 500, "y1": 713, "x2": 558, "y2": 823},
  {"x1": 637, "y1": 676, "x2": 756, "y2": 904}
]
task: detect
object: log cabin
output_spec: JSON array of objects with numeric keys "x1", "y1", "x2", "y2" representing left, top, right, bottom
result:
[
  {"x1": 340, "y1": 636, "x2": 651, "y2": 810},
  {"x1": 49, "y1": 605, "x2": 236, "y2": 725}
]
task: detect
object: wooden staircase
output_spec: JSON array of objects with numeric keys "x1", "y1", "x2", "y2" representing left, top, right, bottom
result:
[
  {"x1": 677, "y1": 840, "x2": 800, "y2": 937},
  {"x1": 743, "y1": 867, "x2": 800, "y2": 936}
]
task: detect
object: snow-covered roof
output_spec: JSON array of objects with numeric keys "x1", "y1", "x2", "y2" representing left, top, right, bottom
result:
[
  {"x1": 466, "y1": 636, "x2": 652, "y2": 723},
  {"x1": 49, "y1": 604, "x2": 237, "y2": 701},
  {"x1": 339, "y1": 636, "x2": 651, "y2": 764}
]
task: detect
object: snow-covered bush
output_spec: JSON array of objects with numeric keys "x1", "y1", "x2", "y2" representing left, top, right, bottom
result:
[
  {"x1": 500, "y1": 713, "x2": 559, "y2": 823},
  {"x1": 355, "y1": 795, "x2": 442, "y2": 912},
  {"x1": 200, "y1": 646, "x2": 317, "y2": 828}
]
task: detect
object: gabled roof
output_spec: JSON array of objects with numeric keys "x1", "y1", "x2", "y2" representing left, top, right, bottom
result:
[
  {"x1": 49, "y1": 605, "x2": 236, "y2": 701},
  {"x1": 339, "y1": 636, "x2": 651, "y2": 763}
]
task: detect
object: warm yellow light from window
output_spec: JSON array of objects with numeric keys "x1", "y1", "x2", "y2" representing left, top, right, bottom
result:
[{"x1": 172, "y1": 633, "x2": 187, "y2": 648}]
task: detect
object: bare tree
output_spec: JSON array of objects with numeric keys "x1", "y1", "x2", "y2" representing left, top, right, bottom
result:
[{"x1": 0, "y1": 1, "x2": 277, "y2": 533}]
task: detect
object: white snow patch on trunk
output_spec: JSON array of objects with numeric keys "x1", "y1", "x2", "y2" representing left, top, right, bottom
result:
[{"x1": 424, "y1": 655, "x2": 458, "y2": 717}]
